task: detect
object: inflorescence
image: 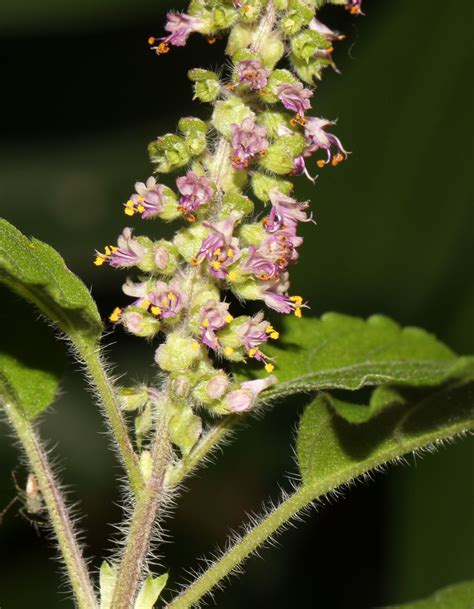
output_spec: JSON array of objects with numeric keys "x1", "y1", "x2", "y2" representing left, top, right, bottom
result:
[{"x1": 94, "y1": 0, "x2": 361, "y2": 454}]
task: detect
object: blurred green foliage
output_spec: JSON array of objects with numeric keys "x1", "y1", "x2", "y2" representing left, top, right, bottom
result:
[{"x1": 0, "y1": 0, "x2": 472, "y2": 607}]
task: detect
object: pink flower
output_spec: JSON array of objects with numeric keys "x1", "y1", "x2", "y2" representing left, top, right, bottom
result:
[
  {"x1": 308, "y1": 18, "x2": 344, "y2": 41},
  {"x1": 159, "y1": 12, "x2": 202, "y2": 48},
  {"x1": 125, "y1": 177, "x2": 168, "y2": 219},
  {"x1": 176, "y1": 171, "x2": 213, "y2": 217},
  {"x1": 264, "y1": 190, "x2": 310, "y2": 232},
  {"x1": 94, "y1": 228, "x2": 147, "y2": 268},
  {"x1": 277, "y1": 82, "x2": 313, "y2": 117},
  {"x1": 225, "y1": 376, "x2": 277, "y2": 413},
  {"x1": 304, "y1": 117, "x2": 349, "y2": 167},
  {"x1": 194, "y1": 212, "x2": 241, "y2": 279},
  {"x1": 236, "y1": 58, "x2": 270, "y2": 90},
  {"x1": 148, "y1": 279, "x2": 188, "y2": 319},
  {"x1": 199, "y1": 300, "x2": 232, "y2": 350},
  {"x1": 230, "y1": 117, "x2": 269, "y2": 170}
]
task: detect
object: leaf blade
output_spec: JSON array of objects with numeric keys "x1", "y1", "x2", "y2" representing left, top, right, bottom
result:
[{"x1": 383, "y1": 580, "x2": 474, "y2": 609}]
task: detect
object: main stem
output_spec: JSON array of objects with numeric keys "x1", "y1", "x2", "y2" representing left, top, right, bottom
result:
[
  {"x1": 4, "y1": 402, "x2": 98, "y2": 609},
  {"x1": 79, "y1": 344, "x2": 143, "y2": 495},
  {"x1": 110, "y1": 404, "x2": 172, "y2": 609}
]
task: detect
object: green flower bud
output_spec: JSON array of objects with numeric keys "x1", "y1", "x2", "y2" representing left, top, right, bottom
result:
[
  {"x1": 221, "y1": 193, "x2": 254, "y2": 217},
  {"x1": 121, "y1": 307, "x2": 161, "y2": 338},
  {"x1": 118, "y1": 386, "x2": 149, "y2": 412},
  {"x1": 192, "y1": 371, "x2": 230, "y2": 405},
  {"x1": 259, "y1": 134, "x2": 305, "y2": 174},
  {"x1": 152, "y1": 240, "x2": 179, "y2": 275},
  {"x1": 291, "y1": 54, "x2": 328, "y2": 83},
  {"x1": 212, "y1": 97, "x2": 255, "y2": 137},
  {"x1": 178, "y1": 117, "x2": 209, "y2": 156},
  {"x1": 239, "y1": 222, "x2": 267, "y2": 246},
  {"x1": 155, "y1": 333, "x2": 200, "y2": 373},
  {"x1": 273, "y1": 0, "x2": 289, "y2": 9},
  {"x1": 258, "y1": 110, "x2": 293, "y2": 138},
  {"x1": 280, "y1": 0, "x2": 315, "y2": 36},
  {"x1": 259, "y1": 31, "x2": 285, "y2": 68},
  {"x1": 135, "y1": 401, "x2": 153, "y2": 449},
  {"x1": 251, "y1": 172, "x2": 294, "y2": 202},
  {"x1": 226, "y1": 23, "x2": 256, "y2": 55},
  {"x1": 170, "y1": 375, "x2": 192, "y2": 399},
  {"x1": 148, "y1": 134, "x2": 191, "y2": 173},
  {"x1": 213, "y1": 4, "x2": 238, "y2": 29},
  {"x1": 173, "y1": 223, "x2": 209, "y2": 263},
  {"x1": 231, "y1": 278, "x2": 262, "y2": 301},
  {"x1": 262, "y1": 69, "x2": 298, "y2": 102},
  {"x1": 239, "y1": 0, "x2": 262, "y2": 22},
  {"x1": 169, "y1": 404, "x2": 202, "y2": 455},
  {"x1": 291, "y1": 29, "x2": 330, "y2": 63}
]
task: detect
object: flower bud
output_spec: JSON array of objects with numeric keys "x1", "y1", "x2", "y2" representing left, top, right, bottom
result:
[
  {"x1": 169, "y1": 404, "x2": 202, "y2": 455},
  {"x1": 217, "y1": 377, "x2": 277, "y2": 414},
  {"x1": 221, "y1": 193, "x2": 254, "y2": 217},
  {"x1": 174, "y1": 223, "x2": 209, "y2": 263},
  {"x1": 192, "y1": 371, "x2": 230, "y2": 405},
  {"x1": 212, "y1": 97, "x2": 255, "y2": 138},
  {"x1": 259, "y1": 134, "x2": 305, "y2": 174},
  {"x1": 251, "y1": 172, "x2": 294, "y2": 202},
  {"x1": 291, "y1": 29, "x2": 330, "y2": 63},
  {"x1": 188, "y1": 68, "x2": 221, "y2": 103},
  {"x1": 152, "y1": 240, "x2": 179, "y2": 275},
  {"x1": 121, "y1": 308, "x2": 161, "y2": 338},
  {"x1": 213, "y1": 4, "x2": 238, "y2": 29},
  {"x1": 155, "y1": 333, "x2": 200, "y2": 373},
  {"x1": 226, "y1": 23, "x2": 256, "y2": 56},
  {"x1": 170, "y1": 375, "x2": 191, "y2": 398},
  {"x1": 258, "y1": 31, "x2": 285, "y2": 68},
  {"x1": 148, "y1": 134, "x2": 191, "y2": 173},
  {"x1": 280, "y1": 0, "x2": 315, "y2": 37},
  {"x1": 118, "y1": 386, "x2": 149, "y2": 412},
  {"x1": 179, "y1": 117, "x2": 209, "y2": 156}
]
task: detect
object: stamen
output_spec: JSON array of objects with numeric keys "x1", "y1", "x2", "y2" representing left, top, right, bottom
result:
[
  {"x1": 141, "y1": 300, "x2": 151, "y2": 309},
  {"x1": 202, "y1": 319, "x2": 210, "y2": 327},
  {"x1": 150, "y1": 306, "x2": 161, "y2": 316},
  {"x1": 109, "y1": 307, "x2": 122, "y2": 323},
  {"x1": 207, "y1": 36, "x2": 217, "y2": 45},
  {"x1": 248, "y1": 348, "x2": 257, "y2": 358},
  {"x1": 317, "y1": 159, "x2": 326, "y2": 168},
  {"x1": 124, "y1": 200, "x2": 135, "y2": 216},
  {"x1": 225, "y1": 314, "x2": 234, "y2": 323},
  {"x1": 156, "y1": 42, "x2": 170, "y2": 55},
  {"x1": 265, "y1": 363, "x2": 275, "y2": 373},
  {"x1": 227, "y1": 271, "x2": 237, "y2": 281},
  {"x1": 224, "y1": 346, "x2": 234, "y2": 356}
]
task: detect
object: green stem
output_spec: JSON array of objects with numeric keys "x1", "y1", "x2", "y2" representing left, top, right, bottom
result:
[
  {"x1": 166, "y1": 485, "x2": 313, "y2": 609},
  {"x1": 79, "y1": 344, "x2": 143, "y2": 495},
  {"x1": 110, "y1": 406, "x2": 172, "y2": 609},
  {"x1": 4, "y1": 402, "x2": 98, "y2": 609}
]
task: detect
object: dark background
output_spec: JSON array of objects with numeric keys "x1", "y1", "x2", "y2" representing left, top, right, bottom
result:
[{"x1": 0, "y1": 0, "x2": 473, "y2": 607}]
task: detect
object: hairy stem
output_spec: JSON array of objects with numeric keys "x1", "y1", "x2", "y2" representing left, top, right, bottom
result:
[
  {"x1": 166, "y1": 485, "x2": 312, "y2": 609},
  {"x1": 80, "y1": 345, "x2": 143, "y2": 495},
  {"x1": 4, "y1": 401, "x2": 98, "y2": 609},
  {"x1": 110, "y1": 404, "x2": 172, "y2": 609}
]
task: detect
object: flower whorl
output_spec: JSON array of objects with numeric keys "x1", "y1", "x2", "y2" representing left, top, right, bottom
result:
[{"x1": 95, "y1": 0, "x2": 360, "y2": 451}]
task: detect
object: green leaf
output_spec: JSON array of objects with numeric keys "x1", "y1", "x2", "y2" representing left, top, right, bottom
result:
[
  {"x1": 134, "y1": 573, "x2": 169, "y2": 609},
  {"x1": 99, "y1": 561, "x2": 117, "y2": 609},
  {"x1": 297, "y1": 363, "x2": 474, "y2": 488},
  {"x1": 236, "y1": 314, "x2": 464, "y2": 402},
  {"x1": 0, "y1": 218, "x2": 102, "y2": 348},
  {"x1": 383, "y1": 580, "x2": 474, "y2": 609},
  {"x1": 0, "y1": 287, "x2": 64, "y2": 419}
]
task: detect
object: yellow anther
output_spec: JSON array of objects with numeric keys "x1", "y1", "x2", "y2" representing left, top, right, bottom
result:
[
  {"x1": 94, "y1": 255, "x2": 105, "y2": 266},
  {"x1": 137, "y1": 196, "x2": 145, "y2": 202},
  {"x1": 228, "y1": 271, "x2": 237, "y2": 281},
  {"x1": 265, "y1": 363, "x2": 275, "y2": 373},
  {"x1": 270, "y1": 331, "x2": 279, "y2": 340},
  {"x1": 109, "y1": 307, "x2": 122, "y2": 323},
  {"x1": 225, "y1": 314, "x2": 234, "y2": 323},
  {"x1": 214, "y1": 248, "x2": 222, "y2": 256},
  {"x1": 104, "y1": 246, "x2": 112, "y2": 255},
  {"x1": 211, "y1": 261, "x2": 221, "y2": 270},
  {"x1": 248, "y1": 348, "x2": 257, "y2": 358},
  {"x1": 150, "y1": 306, "x2": 161, "y2": 316},
  {"x1": 148, "y1": 36, "x2": 156, "y2": 45},
  {"x1": 157, "y1": 42, "x2": 170, "y2": 55},
  {"x1": 137, "y1": 204, "x2": 145, "y2": 213},
  {"x1": 141, "y1": 299, "x2": 151, "y2": 309},
  {"x1": 161, "y1": 298, "x2": 168, "y2": 306},
  {"x1": 295, "y1": 308, "x2": 302, "y2": 318},
  {"x1": 317, "y1": 159, "x2": 326, "y2": 168},
  {"x1": 124, "y1": 200, "x2": 135, "y2": 216},
  {"x1": 202, "y1": 319, "x2": 210, "y2": 327},
  {"x1": 110, "y1": 246, "x2": 118, "y2": 253},
  {"x1": 224, "y1": 346, "x2": 234, "y2": 356},
  {"x1": 290, "y1": 295, "x2": 303, "y2": 305},
  {"x1": 265, "y1": 325, "x2": 274, "y2": 333},
  {"x1": 227, "y1": 248, "x2": 234, "y2": 257},
  {"x1": 192, "y1": 342, "x2": 200, "y2": 350},
  {"x1": 167, "y1": 292, "x2": 176, "y2": 300}
]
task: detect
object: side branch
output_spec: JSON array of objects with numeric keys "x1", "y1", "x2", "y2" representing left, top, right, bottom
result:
[{"x1": 4, "y1": 401, "x2": 98, "y2": 609}]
